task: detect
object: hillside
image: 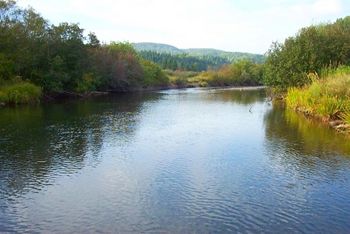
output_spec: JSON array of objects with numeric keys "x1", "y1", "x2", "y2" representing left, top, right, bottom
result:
[
  {"x1": 132, "y1": 42, "x2": 183, "y2": 54},
  {"x1": 138, "y1": 50, "x2": 229, "y2": 71},
  {"x1": 132, "y1": 42, "x2": 265, "y2": 63},
  {"x1": 183, "y1": 48, "x2": 265, "y2": 63}
]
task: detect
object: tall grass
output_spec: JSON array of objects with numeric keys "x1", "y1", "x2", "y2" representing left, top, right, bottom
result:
[
  {"x1": 286, "y1": 67, "x2": 350, "y2": 123},
  {"x1": 165, "y1": 70, "x2": 199, "y2": 87},
  {"x1": 0, "y1": 82, "x2": 42, "y2": 105}
]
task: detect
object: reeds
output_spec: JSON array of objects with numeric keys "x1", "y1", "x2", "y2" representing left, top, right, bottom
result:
[
  {"x1": 0, "y1": 82, "x2": 42, "y2": 105},
  {"x1": 286, "y1": 68, "x2": 350, "y2": 121}
]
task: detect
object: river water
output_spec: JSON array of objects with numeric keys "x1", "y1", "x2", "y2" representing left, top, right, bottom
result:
[{"x1": 0, "y1": 88, "x2": 350, "y2": 233}]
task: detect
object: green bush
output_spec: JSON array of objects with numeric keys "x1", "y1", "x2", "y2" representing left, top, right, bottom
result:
[
  {"x1": 264, "y1": 16, "x2": 350, "y2": 88},
  {"x1": 192, "y1": 59, "x2": 263, "y2": 87},
  {"x1": 76, "y1": 73, "x2": 99, "y2": 93},
  {"x1": 141, "y1": 60, "x2": 169, "y2": 87},
  {"x1": 286, "y1": 69, "x2": 350, "y2": 120},
  {"x1": 0, "y1": 82, "x2": 42, "y2": 105}
]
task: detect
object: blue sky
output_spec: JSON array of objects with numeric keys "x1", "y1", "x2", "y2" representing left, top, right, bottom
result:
[{"x1": 17, "y1": 0, "x2": 350, "y2": 54}]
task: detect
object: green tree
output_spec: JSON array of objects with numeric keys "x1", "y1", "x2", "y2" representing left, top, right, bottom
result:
[{"x1": 264, "y1": 16, "x2": 350, "y2": 88}]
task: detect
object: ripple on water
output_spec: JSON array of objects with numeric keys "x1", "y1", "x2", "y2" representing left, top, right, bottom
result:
[{"x1": 1, "y1": 89, "x2": 350, "y2": 233}]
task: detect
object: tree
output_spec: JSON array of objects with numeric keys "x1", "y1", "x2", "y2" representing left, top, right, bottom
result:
[
  {"x1": 87, "y1": 32, "x2": 100, "y2": 48},
  {"x1": 264, "y1": 16, "x2": 350, "y2": 88}
]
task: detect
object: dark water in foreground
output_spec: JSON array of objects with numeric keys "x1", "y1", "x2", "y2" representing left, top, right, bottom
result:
[{"x1": 1, "y1": 88, "x2": 350, "y2": 233}]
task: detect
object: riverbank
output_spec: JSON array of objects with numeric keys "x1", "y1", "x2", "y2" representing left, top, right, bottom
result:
[
  {"x1": 285, "y1": 69, "x2": 350, "y2": 134},
  {"x1": 0, "y1": 82, "x2": 266, "y2": 107},
  {"x1": 45, "y1": 85, "x2": 266, "y2": 100},
  {"x1": 0, "y1": 81, "x2": 42, "y2": 105}
]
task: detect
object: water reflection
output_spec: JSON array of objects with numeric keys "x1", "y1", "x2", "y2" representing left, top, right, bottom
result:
[
  {"x1": 162, "y1": 87, "x2": 266, "y2": 105},
  {"x1": 264, "y1": 102, "x2": 350, "y2": 177},
  {"x1": 1, "y1": 88, "x2": 350, "y2": 233},
  {"x1": 0, "y1": 93, "x2": 163, "y2": 197},
  {"x1": 264, "y1": 102, "x2": 350, "y2": 156},
  {"x1": 262, "y1": 104, "x2": 350, "y2": 233},
  {"x1": 204, "y1": 88, "x2": 266, "y2": 104}
]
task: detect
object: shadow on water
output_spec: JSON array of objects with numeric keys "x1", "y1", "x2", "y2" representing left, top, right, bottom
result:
[
  {"x1": 0, "y1": 92, "x2": 163, "y2": 197},
  {"x1": 264, "y1": 102, "x2": 350, "y2": 185},
  {"x1": 264, "y1": 102, "x2": 350, "y2": 157}
]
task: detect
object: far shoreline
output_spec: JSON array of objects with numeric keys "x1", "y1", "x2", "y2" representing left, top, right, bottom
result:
[
  {"x1": 44, "y1": 85, "x2": 266, "y2": 100},
  {"x1": 0, "y1": 85, "x2": 267, "y2": 107}
]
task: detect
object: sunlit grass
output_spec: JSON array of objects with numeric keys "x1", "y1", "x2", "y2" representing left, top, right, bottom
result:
[
  {"x1": 341, "y1": 112, "x2": 350, "y2": 126},
  {"x1": 0, "y1": 81, "x2": 42, "y2": 105},
  {"x1": 286, "y1": 67, "x2": 350, "y2": 125}
]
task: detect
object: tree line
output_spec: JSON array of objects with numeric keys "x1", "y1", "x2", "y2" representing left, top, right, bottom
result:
[
  {"x1": 138, "y1": 51, "x2": 230, "y2": 71},
  {"x1": 264, "y1": 16, "x2": 350, "y2": 88},
  {"x1": 0, "y1": 0, "x2": 168, "y2": 95}
]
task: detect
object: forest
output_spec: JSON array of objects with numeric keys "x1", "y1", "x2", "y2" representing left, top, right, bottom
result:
[
  {"x1": 137, "y1": 51, "x2": 229, "y2": 71},
  {"x1": 0, "y1": 0, "x2": 168, "y2": 104},
  {"x1": 133, "y1": 42, "x2": 265, "y2": 71}
]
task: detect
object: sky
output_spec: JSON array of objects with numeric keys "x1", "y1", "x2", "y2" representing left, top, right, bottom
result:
[{"x1": 17, "y1": 0, "x2": 350, "y2": 54}]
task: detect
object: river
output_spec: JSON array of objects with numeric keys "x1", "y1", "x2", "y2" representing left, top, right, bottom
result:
[{"x1": 1, "y1": 88, "x2": 350, "y2": 233}]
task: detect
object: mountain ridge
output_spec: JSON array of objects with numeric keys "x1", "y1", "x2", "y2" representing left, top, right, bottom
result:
[
  {"x1": 132, "y1": 42, "x2": 183, "y2": 54},
  {"x1": 132, "y1": 42, "x2": 265, "y2": 63}
]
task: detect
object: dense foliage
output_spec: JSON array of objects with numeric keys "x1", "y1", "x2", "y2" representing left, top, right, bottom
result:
[
  {"x1": 264, "y1": 16, "x2": 350, "y2": 88},
  {"x1": 198, "y1": 59, "x2": 263, "y2": 86},
  {"x1": 0, "y1": 0, "x2": 168, "y2": 99},
  {"x1": 139, "y1": 51, "x2": 229, "y2": 71},
  {"x1": 133, "y1": 43, "x2": 266, "y2": 69},
  {"x1": 183, "y1": 48, "x2": 266, "y2": 64},
  {"x1": 286, "y1": 66, "x2": 350, "y2": 132},
  {"x1": 167, "y1": 60, "x2": 263, "y2": 87}
]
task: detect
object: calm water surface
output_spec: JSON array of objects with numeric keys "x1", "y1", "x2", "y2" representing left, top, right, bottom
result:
[{"x1": 1, "y1": 88, "x2": 350, "y2": 233}]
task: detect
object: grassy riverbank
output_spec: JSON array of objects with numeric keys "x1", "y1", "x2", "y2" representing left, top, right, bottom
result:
[
  {"x1": 0, "y1": 81, "x2": 42, "y2": 105},
  {"x1": 285, "y1": 67, "x2": 350, "y2": 133}
]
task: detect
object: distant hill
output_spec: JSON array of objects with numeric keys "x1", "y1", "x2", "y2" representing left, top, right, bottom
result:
[
  {"x1": 132, "y1": 42, "x2": 183, "y2": 54},
  {"x1": 183, "y1": 48, "x2": 265, "y2": 64},
  {"x1": 138, "y1": 50, "x2": 229, "y2": 71},
  {"x1": 132, "y1": 42, "x2": 265, "y2": 63}
]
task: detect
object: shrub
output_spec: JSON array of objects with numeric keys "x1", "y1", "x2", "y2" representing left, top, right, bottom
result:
[
  {"x1": 264, "y1": 16, "x2": 350, "y2": 88},
  {"x1": 190, "y1": 60, "x2": 263, "y2": 87},
  {"x1": 0, "y1": 82, "x2": 42, "y2": 105},
  {"x1": 141, "y1": 60, "x2": 169, "y2": 87},
  {"x1": 286, "y1": 68, "x2": 350, "y2": 120},
  {"x1": 76, "y1": 73, "x2": 99, "y2": 93}
]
